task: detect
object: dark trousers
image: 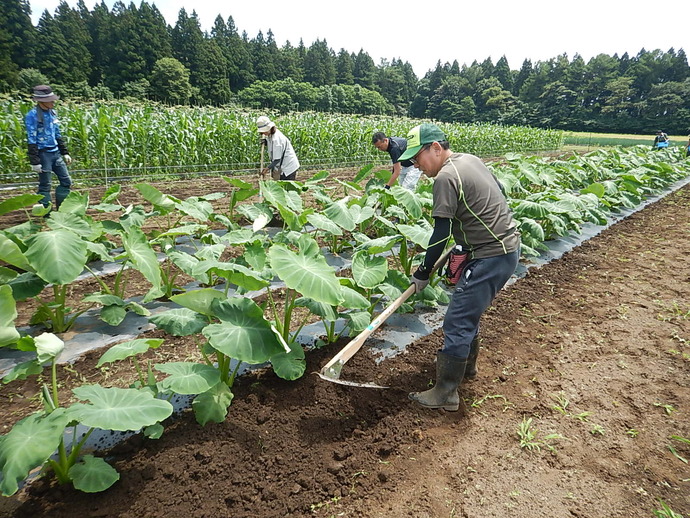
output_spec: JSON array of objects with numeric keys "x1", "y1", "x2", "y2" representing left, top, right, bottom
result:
[
  {"x1": 37, "y1": 150, "x2": 72, "y2": 208},
  {"x1": 442, "y1": 250, "x2": 520, "y2": 359}
]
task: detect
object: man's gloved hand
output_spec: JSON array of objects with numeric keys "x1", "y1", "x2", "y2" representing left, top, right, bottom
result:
[
  {"x1": 411, "y1": 265, "x2": 430, "y2": 293},
  {"x1": 63, "y1": 154, "x2": 72, "y2": 165},
  {"x1": 384, "y1": 184, "x2": 391, "y2": 190},
  {"x1": 31, "y1": 164, "x2": 42, "y2": 173}
]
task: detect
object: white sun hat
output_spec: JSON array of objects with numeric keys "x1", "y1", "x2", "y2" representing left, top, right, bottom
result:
[{"x1": 256, "y1": 116, "x2": 275, "y2": 133}]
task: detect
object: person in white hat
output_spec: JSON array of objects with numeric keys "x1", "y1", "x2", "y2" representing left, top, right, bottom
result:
[
  {"x1": 256, "y1": 116, "x2": 300, "y2": 181},
  {"x1": 25, "y1": 84, "x2": 73, "y2": 209}
]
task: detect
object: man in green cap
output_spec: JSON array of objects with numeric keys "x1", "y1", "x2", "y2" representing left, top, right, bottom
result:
[{"x1": 401, "y1": 123, "x2": 520, "y2": 411}]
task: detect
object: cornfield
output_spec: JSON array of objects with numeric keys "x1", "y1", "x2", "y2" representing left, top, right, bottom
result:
[{"x1": 0, "y1": 98, "x2": 565, "y2": 186}]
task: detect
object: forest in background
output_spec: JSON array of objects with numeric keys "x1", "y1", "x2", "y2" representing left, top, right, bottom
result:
[{"x1": 1, "y1": 0, "x2": 689, "y2": 134}]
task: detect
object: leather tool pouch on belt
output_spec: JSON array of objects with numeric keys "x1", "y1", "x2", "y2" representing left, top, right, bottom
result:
[{"x1": 445, "y1": 247, "x2": 469, "y2": 284}]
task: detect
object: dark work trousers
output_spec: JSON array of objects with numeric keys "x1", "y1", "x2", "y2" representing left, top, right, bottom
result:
[{"x1": 442, "y1": 249, "x2": 520, "y2": 359}]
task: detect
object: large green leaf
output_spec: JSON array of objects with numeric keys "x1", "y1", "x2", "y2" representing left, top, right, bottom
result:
[
  {"x1": 120, "y1": 227, "x2": 162, "y2": 300},
  {"x1": 324, "y1": 199, "x2": 356, "y2": 231},
  {"x1": 25, "y1": 229, "x2": 87, "y2": 285},
  {"x1": 46, "y1": 212, "x2": 93, "y2": 236},
  {"x1": 0, "y1": 409, "x2": 71, "y2": 496},
  {"x1": 170, "y1": 288, "x2": 226, "y2": 317},
  {"x1": 69, "y1": 455, "x2": 119, "y2": 493},
  {"x1": 0, "y1": 234, "x2": 31, "y2": 271},
  {"x1": 7, "y1": 272, "x2": 46, "y2": 301},
  {"x1": 0, "y1": 194, "x2": 43, "y2": 216},
  {"x1": 397, "y1": 221, "x2": 433, "y2": 248},
  {"x1": 391, "y1": 186, "x2": 422, "y2": 220},
  {"x1": 96, "y1": 338, "x2": 164, "y2": 367},
  {"x1": 134, "y1": 183, "x2": 179, "y2": 212},
  {"x1": 204, "y1": 262, "x2": 271, "y2": 291},
  {"x1": 270, "y1": 341, "x2": 306, "y2": 380},
  {"x1": 192, "y1": 382, "x2": 233, "y2": 426},
  {"x1": 339, "y1": 284, "x2": 371, "y2": 310},
  {"x1": 149, "y1": 308, "x2": 208, "y2": 336},
  {"x1": 0, "y1": 285, "x2": 19, "y2": 347},
  {"x1": 306, "y1": 213, "x2": 343, "y2": 235},
  {"x1": 155, "y1": 362, "x2": 221, "y2": 395},
  {"x1": 202, "y1": 297, "x2": 283, "y2": 363},
  {"x1": 351, "y1": 250, "x2": 388, "y2": 289},
  {"x1": 268, "y1": 244, "x2": 343, "y2": 306},
  {"x1": 34, "y1": 333, "x2": 64, "y2": 364},
  {"x1": 70, "y1": 385, "x2": 174, "y2": 432}
]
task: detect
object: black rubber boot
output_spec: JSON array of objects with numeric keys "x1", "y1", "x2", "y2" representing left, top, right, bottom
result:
[
  {"x1": 409, "y1": 351, "x2": 467, "y2": 411},
  {"x1": 464, "y1": 335, "x2": 480, "y2": 380}
]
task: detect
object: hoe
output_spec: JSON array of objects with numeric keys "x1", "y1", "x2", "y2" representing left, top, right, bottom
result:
[{"x1": 317, "y1": 248, "x2": 452, "y2": 389}]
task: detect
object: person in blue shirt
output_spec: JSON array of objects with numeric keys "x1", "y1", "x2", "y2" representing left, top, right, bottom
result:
[
  {"x1": 652, "y1": 130, "x2": 669, "y2": 150},
  {"x1": 25, "y1": 85, "x2": 73, "y2": 209}
]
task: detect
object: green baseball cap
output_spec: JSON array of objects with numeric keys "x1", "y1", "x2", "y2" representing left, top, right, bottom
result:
[{"x1": 399, "y1": 123, "x2": 447, "y2": 161}]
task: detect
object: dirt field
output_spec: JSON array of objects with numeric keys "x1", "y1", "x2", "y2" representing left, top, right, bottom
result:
[{"x1": 1, "y1": 177, "x2": 689, "y2": 518}]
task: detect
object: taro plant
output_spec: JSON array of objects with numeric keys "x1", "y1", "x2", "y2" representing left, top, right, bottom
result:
[
  {"x1": 148, "y1": 288, "x2": 301, "y2": 425},
  {"x1": 0, "y1": 301, "x2": 173, "y2": 495}
]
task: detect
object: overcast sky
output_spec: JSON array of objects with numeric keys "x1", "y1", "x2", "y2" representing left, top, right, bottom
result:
[{"x1": 29, "y1": 0, "x2": 690, "y2": 77}]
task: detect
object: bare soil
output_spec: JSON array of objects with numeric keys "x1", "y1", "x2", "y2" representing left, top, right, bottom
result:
[{"x1": 1, "y1": 176, "x2": 689, "y2": 518}]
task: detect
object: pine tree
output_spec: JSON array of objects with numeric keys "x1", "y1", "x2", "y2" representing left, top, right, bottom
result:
[{"x1": 0, "y1": 0, "x2": 36, "y2": 88}]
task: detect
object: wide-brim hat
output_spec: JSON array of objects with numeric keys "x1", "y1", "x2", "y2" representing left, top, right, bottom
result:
[
  {"x1": 32, "y1": 85, "x2": 59, "y2": 102},
  {"x1": 399, "y1": 123, "x2": 447, "y2": 161},
  {"x1": 256, "y1": 115, "x2": 275, "y2": 133}
]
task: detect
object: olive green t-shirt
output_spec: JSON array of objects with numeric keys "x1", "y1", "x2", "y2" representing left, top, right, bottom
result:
[{"x1": 432, "y1": 153, "x2": 520, "y2": 259}]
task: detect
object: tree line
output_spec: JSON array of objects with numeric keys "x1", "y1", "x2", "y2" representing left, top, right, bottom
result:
[{"x1": 1, "y1": 0, "x2": 688, "y2": 134}]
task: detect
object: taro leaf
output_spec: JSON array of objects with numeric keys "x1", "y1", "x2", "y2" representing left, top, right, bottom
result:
[
  {"x1": 168, "y1": 250, "x2": 199, "y2": 278},
  {"x1": 390, "y1": 186, "x2": 422, "y2": 220},
  {"x1": 134, "y1": 183, "x2": 179, "y2": 212},
  {"x1": 149, "y1": 308, "x2": 208, "y2": 336},
  {"x1": 46, "y1": 212, "x2": 92, "y2": 236},
  {"x1": 261, "y1": 181, "x2": 304, "y2": 213},
  {"x1": 397, "y1": 222, "x2": 433, "y2": 248},
  {"x1": 295, "y1": 297, "x2": 338, "y2": 322},
  {"x1": 70, "y1": 385, "x2": 174, "y2": 432},
  {"x1": 96, "y1": 338, "x2": 164, "y2": 367},
  {"x1": 351, "y1": 250, "x2": 388, "y2": 289},
  {"x1": 100, "y1": 305, "x2": 126, "y2": 326},
  {"x1": 353, "y1": 233, "x2": 401, "y2": 254},
  {"x1": 512, "y1": 199, "x2": 550, "y2": 219},
  {"x1": 101, "y1": 184, "x2": 122, "y2": 203},
  {"x1": 268, "y1": 244, "x2": 343, "y2": 306},
  {"x1": 202, "y1": 297, "x2": 283, "y2": 364},
  {"x1": 0, "y1": 266, "x2": 17, "y2": 284},
  {"x1": 120, "y1": 227, "x2": 162, "y2": 302},
  {"x1": 244, "y1": 240, "x2": 267, "y2": 271},
  {"x1": 176, "y1": 199, "x2": 214, "y2": 221},
  {"x1": 378, "y1": 283, "x2": 414, "y2": 313},
  {"x1": 324, "y1": 199, "x2": 356, "y2": 231},
  {"x1": 350, "y1": 205, "x2": 376, "y2": 224},
  {"x1": 518, "y1": 218, "x2": 545, "y2": 242},
  {"x1": 25, "y1": 229, "x2": 87, "y2": 285},
  {"x1": 0, "y1": 193, "x2": 43, "y2": 216},
  {"x1": 581, "y1": 182, "x2": 606, "y2": 198},
  {"x1": 69, "y1": 455, "x2": 119, "y2": 493},
  {"x1": 270, "y1": 341, "x2": 306, "y2": 380},
  {"x1": 0, "y1": 408, "x2": 71, "y2": 496},
  {"x1": 34, "y1": 333, "x2": 64, "y2": 364},
  {"x1": 125, "y1": 301, "x2": 149, "y2": 317},
  {"x1": 306, "y1": 213, "x2": 343, "y2": 235},
  {"x1": 374, "y1": 214, "x2": 398, "y2": 232},
  {"x1": 0, "y1": 285, "x2": 19, "y2": 347},
  {"x1": 57, "y1": 191, "x2": 89, "y2": 217},
  {"x1": 143, "y1": 423, "x2": 164, "y2": 439},
  {"x1": 170, "y1": 288, "x2": 225, "y2": 317},
  {"x1": 220, "y1": 228, "x2": 257, "y2": 246},
  {"x1": 85, "y1": 242, "x2": 112, "y2": 262},
  {"x1": 192, "y1": 382, "x2": 233, "y2": 426},
  {"x1": 353, "y1": 164, "x2": 375, "y2": 183},
  {"x1": 236, "y1": 203, "x2": 274, "y2": 226},
  {"x1": 157, "y1": 224, "x2": 208, "y2": 239},
  {"x1": 155, "y1": 362, "x2": 221, "y2": 395},
  {"x1": 0, "y1": 234, "x2": 31, "y2": 271},
  {"x1": 2, "y1": 360, "x2": 42, "y2": 383},
  {"x1": 205, "y1": 262, "x2": 270, "y2": 291},
  {"x1": 195, "y1": 244, "x2": 226, "y2": 262},
  {"x1": 339, "y1": 284, "x2": 371, "y2": 311},
  {"x1": 343, "y1": 311, "x2": 371, "y2": 334}
]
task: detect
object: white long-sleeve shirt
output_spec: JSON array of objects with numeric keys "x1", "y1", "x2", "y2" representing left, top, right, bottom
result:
[{"x1": 267, "y1": 128, "x2": 300, "y2": 176}]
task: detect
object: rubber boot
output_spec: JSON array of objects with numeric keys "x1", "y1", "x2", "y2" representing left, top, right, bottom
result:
[
  {"x1": 409, "y1": 351, "x2": 467, "y2": 411},
  {"x1": 464, "y1": 335, "x2": 480, "y2": 380}
]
